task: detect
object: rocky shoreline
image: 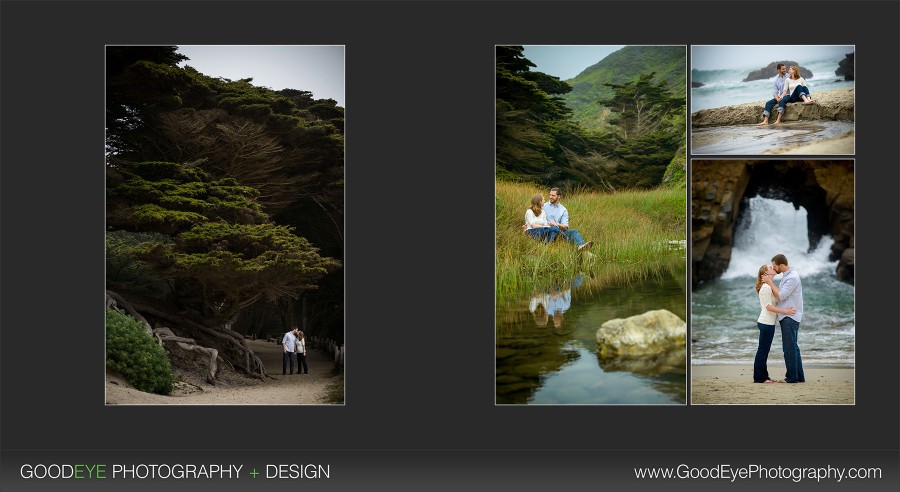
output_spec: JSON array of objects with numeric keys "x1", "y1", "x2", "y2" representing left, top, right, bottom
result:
[{"x1": 692, "y1": 87, "x2": 855, "y2": 128}]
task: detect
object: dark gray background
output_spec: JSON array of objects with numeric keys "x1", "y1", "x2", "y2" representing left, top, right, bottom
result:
[{"x1": 2, "y1": 1, "x2": 897, "y2": 491}]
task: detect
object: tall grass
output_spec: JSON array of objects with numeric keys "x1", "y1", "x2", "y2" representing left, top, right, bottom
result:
[{"x1": 496, "y1": 181, "x2": 686, "y2": 301}]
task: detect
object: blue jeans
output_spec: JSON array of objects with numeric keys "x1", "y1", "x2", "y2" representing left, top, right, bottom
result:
[
  {"x1": 296, "y1": 353, "x2": 309, "y2": 374},
  {"x1": 526, "y1": 226, "x2": 560, "y2": 243},
  {"x1": 753, "y1": 322, "x2": 776, "y2": 382},
  {"x1": 763, "y1": 98, "x2": 782, "y2": 117},
  {"x1": 283, "y1": 351, "x2": 295, "y2": 374},
  {"x1": 780, "y1": 317, "x2": 805, "y2": 383},
  {"x1": 778, "y1": 85, "x2": 811, "y2": 111},
  {"x1": 787, "y1": 85, "x2": 811, "y2": 102},
  {"x1": 559, "y1": 229, "x2": 586, "y2": 246}
]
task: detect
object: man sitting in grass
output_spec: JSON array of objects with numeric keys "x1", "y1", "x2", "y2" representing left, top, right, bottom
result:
[{"x1": 542, "y1": 187, "x2": 593, "y2": 252}]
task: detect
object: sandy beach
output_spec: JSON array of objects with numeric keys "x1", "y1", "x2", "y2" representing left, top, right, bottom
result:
[
  {"x1": 691, "y1": 364, "x2": 853, "y2": 405},
  {"x1": 764, "y1": 131, "x2": 855, "y2": 155},
  {"x1": 106, "y1": 339, "x2": 343, "y2": 405},
  {"x1": 691, "y1": 121, "x2": 854, "y2": 155}
]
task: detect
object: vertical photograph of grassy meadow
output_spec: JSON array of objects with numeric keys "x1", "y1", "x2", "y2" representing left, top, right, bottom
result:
[
  {"x1": 495, "y1": 46, "x2": 688, "y2": 405},
  {"x1": 105, "y1": 46, "x2": 345, "y2": 404}
]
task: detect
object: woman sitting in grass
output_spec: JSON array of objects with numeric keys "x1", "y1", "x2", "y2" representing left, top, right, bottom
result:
[{"x1": 524, "y1": 194, "x2": 559, "y2": 243}]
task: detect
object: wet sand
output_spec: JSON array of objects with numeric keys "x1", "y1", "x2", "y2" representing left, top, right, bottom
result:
[
  {"x1": 691, "y1": 364, "x2": 853, "y2": 405},
  {"x1": 692, "y1": 121, "x2": 854, "y2": 155}
]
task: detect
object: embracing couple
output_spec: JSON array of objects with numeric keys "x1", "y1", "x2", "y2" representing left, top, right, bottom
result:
[
  {"x1": 758, "y1": 63, "x2": 815, "y2": 126},
  {"x1": 523, "y1": 187, "x2": 593, "y2": 252},
  {"x1": 754, "y1": 254, "x2": 804, "y2": 384}
]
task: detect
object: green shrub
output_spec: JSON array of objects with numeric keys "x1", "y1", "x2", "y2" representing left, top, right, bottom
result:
[{"x1": 106, "y1": 308, "x2": 174, "y2": 395}]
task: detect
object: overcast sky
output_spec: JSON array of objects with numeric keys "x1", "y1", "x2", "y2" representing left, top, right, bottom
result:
[
  {"x1": 523, "y1": 45, "x2": 625, "y2": 80},
  {"x1": 692, "y1": 45, "x2": 853, "y2": 70},
  {"x1": 176, "y1": 45, "x2": 345, "y2": 106}
]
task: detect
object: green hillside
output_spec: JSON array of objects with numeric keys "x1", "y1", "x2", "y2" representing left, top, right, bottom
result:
[{"x1": 564, "y1": 46, "x2": 686, "y2": 132}]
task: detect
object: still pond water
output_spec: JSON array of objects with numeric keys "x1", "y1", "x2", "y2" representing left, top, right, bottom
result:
[{"x1": 496, "y1": 263, "x2": 686, "y2": 405}]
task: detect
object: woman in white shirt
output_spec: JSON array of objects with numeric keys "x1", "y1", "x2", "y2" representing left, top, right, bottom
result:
[
  {"x1": 782, "y1": 66, "x2": 814, "y2": 105},
  {"x1": 524, "y1": 194, "x2": 559, "y2": 243},
  {"x1": 754, "y1": 264, "x2": 797, "y2": 383},
  {"x1": 295, "y1": 331, "x2": 308, "y2": 375}
]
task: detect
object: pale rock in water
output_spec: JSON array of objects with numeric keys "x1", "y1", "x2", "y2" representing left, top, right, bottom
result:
[{"x1": 596, "y1": 309, "x2": 686, "y2": 357}]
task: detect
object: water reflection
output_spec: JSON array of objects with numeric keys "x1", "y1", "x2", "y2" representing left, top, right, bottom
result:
[
  {"x1": 528, "y1": 274, "x2": 582, "y2": 333},
  {"x1": 497, "y1": 264, "x2": 686, "y2": 405}
]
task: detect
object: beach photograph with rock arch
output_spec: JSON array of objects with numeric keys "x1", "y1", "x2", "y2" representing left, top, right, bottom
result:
[
  {"x1": 105, "y1": 46, "x2": 346, "y2": 405},
  {"x1": 690, "y1": 159, "x2": 854, "y2": 405},
  {"x1": 690, "y1": 45, "x2": 854, "y2": 155},
  {"x1": 495, "y1": 45, "x2": 688, "y2": 405}
]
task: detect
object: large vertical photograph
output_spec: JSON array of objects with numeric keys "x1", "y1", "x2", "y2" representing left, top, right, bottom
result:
[
  {"x1": 691, "y1": 160, "x2": 854, "y2": 405},
  {"x1": 495, "y1": 46, "x2": 688, "y2": 405},
  {"x1": 105, "y1": 46, "x2": 345, "y2": 404},
  {"x1": 691, "y1": 45, "x2": 855, "y2": 155}
]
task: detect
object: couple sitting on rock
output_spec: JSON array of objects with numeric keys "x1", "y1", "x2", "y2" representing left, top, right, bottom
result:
[
  {"x1": 523, "y1": 187, "x2": 593, "y2": 252},
  {"x1": 758, "y1": 63, "x2": 815, "y2": 125}
]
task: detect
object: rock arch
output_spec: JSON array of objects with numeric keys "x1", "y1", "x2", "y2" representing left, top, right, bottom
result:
[{"x1": 691, "y1": 160, "x2": 854, "y2": 287}]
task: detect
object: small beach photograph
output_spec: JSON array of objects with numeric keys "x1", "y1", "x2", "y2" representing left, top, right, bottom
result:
[
  {"x1": 496, "y1": 45, "x2": 688, "y2": 405},
  {"x1": 691, "y1": 46, "x2": 855, "y2": 155},
  {"x1": 106, "y1": 46, "x2": 345, "y2": 404},
  {"x1": 691, "y1": 159, "x2": 854, "y2": 405}
]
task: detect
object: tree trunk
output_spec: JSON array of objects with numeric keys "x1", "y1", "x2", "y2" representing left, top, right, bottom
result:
[{"x1": 153, "y1": 327, "x2": 220, "y2": 384}]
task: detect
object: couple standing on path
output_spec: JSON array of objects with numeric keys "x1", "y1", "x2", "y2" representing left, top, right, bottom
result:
[
  {"x1": 754, "y1": 254, "x2": 805, "y2": 384},
  {"x1": 282, "y1": 327, "x2": 309, "y2": 376},
  {"x1": 524, "y1": 187, "x2": 593, "y2": 252},
  {"x1": 758, "y1": 63, "x2": 815, "y2": 125}
]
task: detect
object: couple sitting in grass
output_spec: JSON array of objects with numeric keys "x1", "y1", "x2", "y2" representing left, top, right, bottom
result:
[{"x1": 523, "y1": 187, "x2": 593, "y2": 252}]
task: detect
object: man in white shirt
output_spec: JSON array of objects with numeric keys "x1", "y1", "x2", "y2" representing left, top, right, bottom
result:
[{"x1": 282, "y1": 327, "x2": 300, "y2": 375}]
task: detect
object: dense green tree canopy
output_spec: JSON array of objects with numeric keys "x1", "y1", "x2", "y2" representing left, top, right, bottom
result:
[
  {"x1": 106, "y1": 46, "x2": 344, "y2": 339},
  {"x1": 496, "y1": 46, "x2": 602, "y2": 185}
]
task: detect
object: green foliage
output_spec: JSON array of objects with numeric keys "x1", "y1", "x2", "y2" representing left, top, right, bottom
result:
[
  {"x1": 106, "y1": 308, "x2": 174, "y2": 395},
  {"x1": 601, "y1": 72, "x2": 685, "y2": 139},
  {"x1": 496, "y1": 46, "x2": 686, "y2": 192},
  {"x1": 107, "y1": 160, "x2": 266, "y2": 236},
  {"x1": 563, "y1": 46, "x2": 686, "y2": 133},
  {"x1": 108, "y1": 157, "x2": 340, "y2": 322},
  {"x1": 137, "y1": 222, "x2": 340, "y2": 290},
  {"x1": 106, "y1": 231, "x2": 171, "y2": 297},
  {"x1": 496, "y1": 46, "x2": 607, "y2": 185},
  {"x1": 662, "y1": 145, "x2": 687, "y2": 189}
]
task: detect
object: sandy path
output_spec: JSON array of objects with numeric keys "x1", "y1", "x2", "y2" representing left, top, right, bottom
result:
[
  {"x1": 106, "y1": 339, "x2": 342, "y2": 405},
  {"x1": 691, "y1": 364, "x2": 853, "y2": 405}
]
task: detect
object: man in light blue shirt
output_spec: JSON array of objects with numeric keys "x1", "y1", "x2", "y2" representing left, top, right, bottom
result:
[
  {"x1": 543, "y1": 187, "x2": 593, "y2": 252},
  {"x1": 758, "y1": 63, "x2": 789, "y2": 126},
  {"x1": 282, "y1": 327, "x2": 300, "y2": 375},
  {"x1": 772, "y1": 254, "x2": 805, "y2": 383}
]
